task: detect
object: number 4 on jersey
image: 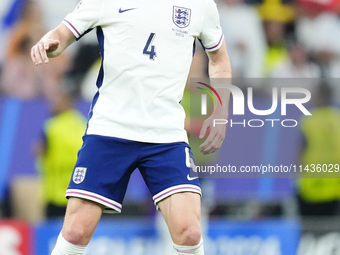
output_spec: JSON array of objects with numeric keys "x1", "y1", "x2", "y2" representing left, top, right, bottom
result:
[{"x1": 143, "y1": 33, "x2": 157, "y2": 60}]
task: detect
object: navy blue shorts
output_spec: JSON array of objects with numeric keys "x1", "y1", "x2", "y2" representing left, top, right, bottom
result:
[{"x1": 66, "y1": 135, "x2": 201, "y2": 213}]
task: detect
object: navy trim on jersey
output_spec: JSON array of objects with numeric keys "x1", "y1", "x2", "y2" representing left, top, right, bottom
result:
[
  {"x1": 86, "y1": 26, "x2": 105, "y2": 132},
  {"x1": 86, "y1": 91, "x2": 99, "y2": 131},
  {"x1": 77, "y1": 28, "x2": 94, "y2": 41},
  {"x1": 192, "y1": 40, "x2": 196, "y2": 57},
  {"x1": 96, "y1": 26, "x2": 105, "y2": 89},
  {"x1": 197, "y1": 38, "x2": 205, "y2": 50}
]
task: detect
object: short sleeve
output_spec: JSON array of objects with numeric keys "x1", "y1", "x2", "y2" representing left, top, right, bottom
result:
[
  {"x1": 198, "y1": 0, "x2": 224, "y2": 52},
  {"x1": 62, "y1": 0, "x2": 104, "y2": 39}
]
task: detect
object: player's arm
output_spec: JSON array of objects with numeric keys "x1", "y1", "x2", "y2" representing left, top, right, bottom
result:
[
  {"x1": 199, "y1": 40, "x2": 232, "y2": 155},
  {"x1": 31, "y1": 23, "x2": 76, "y2": 65}
]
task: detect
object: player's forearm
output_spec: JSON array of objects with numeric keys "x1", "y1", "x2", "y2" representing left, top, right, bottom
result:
[
  {"x1": 32, "y1": 24, "x2": 75, "y2": 65},
  {"x1": 208, "y1": 54, "x2": 232, "y2": 118},
  {"x1": 208, "y1": 57, "x2": 232, "y2": 79},
  {"x1": 40, "y1": 29, "x2": 63, "y2": 58},
  {"x1": 42, "y1": 24, "x2": 75, "y2": 58}
]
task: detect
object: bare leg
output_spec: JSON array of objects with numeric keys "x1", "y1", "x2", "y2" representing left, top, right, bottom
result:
[
  {"x1": 51, "y1": 197, "x2": 104, "y2": 255},
  {"x1": 158, "y1": 192, "x2": 204, "y2": 254},
  {"x1": 61, "y1": 197, "x2": 104, "y2": 245}
]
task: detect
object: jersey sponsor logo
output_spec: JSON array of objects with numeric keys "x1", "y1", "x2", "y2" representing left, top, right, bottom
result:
[
  {"x1": 119, "y1": 7, "x2": 137, "y2": 13},
  {"x1": 73, "y1": 167, "x2": 87, "y2": 184},
  {"x1": 187, "y1": 174, "x2": 198, "y2": 181},
  {"x1": 173, "y1": 6, "x2": 191, "y2": 28}
]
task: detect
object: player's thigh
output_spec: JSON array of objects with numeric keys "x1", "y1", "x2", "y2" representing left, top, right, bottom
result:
[
  {"x1": 158, "y1": 192, "x2": 201, "y2": 244},
  {"x1": 139, "y1": 142, "x2": 201, "y2": 208},
  {"x1": 61, "y1": 197, "x2": 104, "y2": 245},
  {"x1": 139, "y1": 142, "x2": 202, "y2": 244},
  {"x1": 67, "y1": 135, "x2": 140, "y2": 213}
]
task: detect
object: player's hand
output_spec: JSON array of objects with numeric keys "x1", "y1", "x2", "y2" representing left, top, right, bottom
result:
[
  {"x1": 31, "y1": 39, "x2": 60, "y2": 65},
  {"x1": 199, "y1": 115, "x2": 227, "y2": 155}
]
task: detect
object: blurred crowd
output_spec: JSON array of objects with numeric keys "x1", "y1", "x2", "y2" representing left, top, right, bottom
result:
[{"x1": 0, "y1": 0, "x2": 99, "y2": 101}]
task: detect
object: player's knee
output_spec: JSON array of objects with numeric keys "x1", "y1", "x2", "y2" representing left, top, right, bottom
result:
[
  {"x1": 176, "y1": 225, "x2": 202, "y2": 246},
  {"x1": 62, "y1": 226, "x2": 91, "y2": 245}
]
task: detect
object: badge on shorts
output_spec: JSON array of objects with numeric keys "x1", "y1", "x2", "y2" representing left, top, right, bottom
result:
[
  {"x1": 73, "y1": 167, "x2": 87, "y2": 184},
  {"x1": 173, "y1": 6, "x2": 191, "y2": 28}
]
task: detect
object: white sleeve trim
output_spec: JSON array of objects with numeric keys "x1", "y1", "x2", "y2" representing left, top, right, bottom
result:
[
  {"x1": 205, "y1": 33, "x2": 224, "y2": 52},
  {"x1": 62, "y1": 19, "x2": 81, "y2": 38}
]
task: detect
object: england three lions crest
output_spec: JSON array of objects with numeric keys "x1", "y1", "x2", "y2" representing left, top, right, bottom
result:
[
  {"x1": 173, "y1": 6, "x2": 191, "y2": 28},
  {"x1": 73, "y1": 167, "x2": 87, "y2": 184}
]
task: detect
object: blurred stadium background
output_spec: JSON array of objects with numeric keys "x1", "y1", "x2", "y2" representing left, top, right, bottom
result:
[{"x1": 0, "y1": 0, "x2": 340, "y2": 254}]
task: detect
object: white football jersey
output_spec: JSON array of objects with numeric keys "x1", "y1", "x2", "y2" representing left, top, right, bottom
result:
[{"x1": 62, "y1": 0, "x2": 223, "y2": 144}]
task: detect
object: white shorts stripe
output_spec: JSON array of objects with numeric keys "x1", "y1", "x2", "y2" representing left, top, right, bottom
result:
[
  {"x1": 153, "y1": 184, "x2": 202, "y2": 205},
  {"x1": 66, "y1": 189, "x2": 122, "y2": 213}
]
